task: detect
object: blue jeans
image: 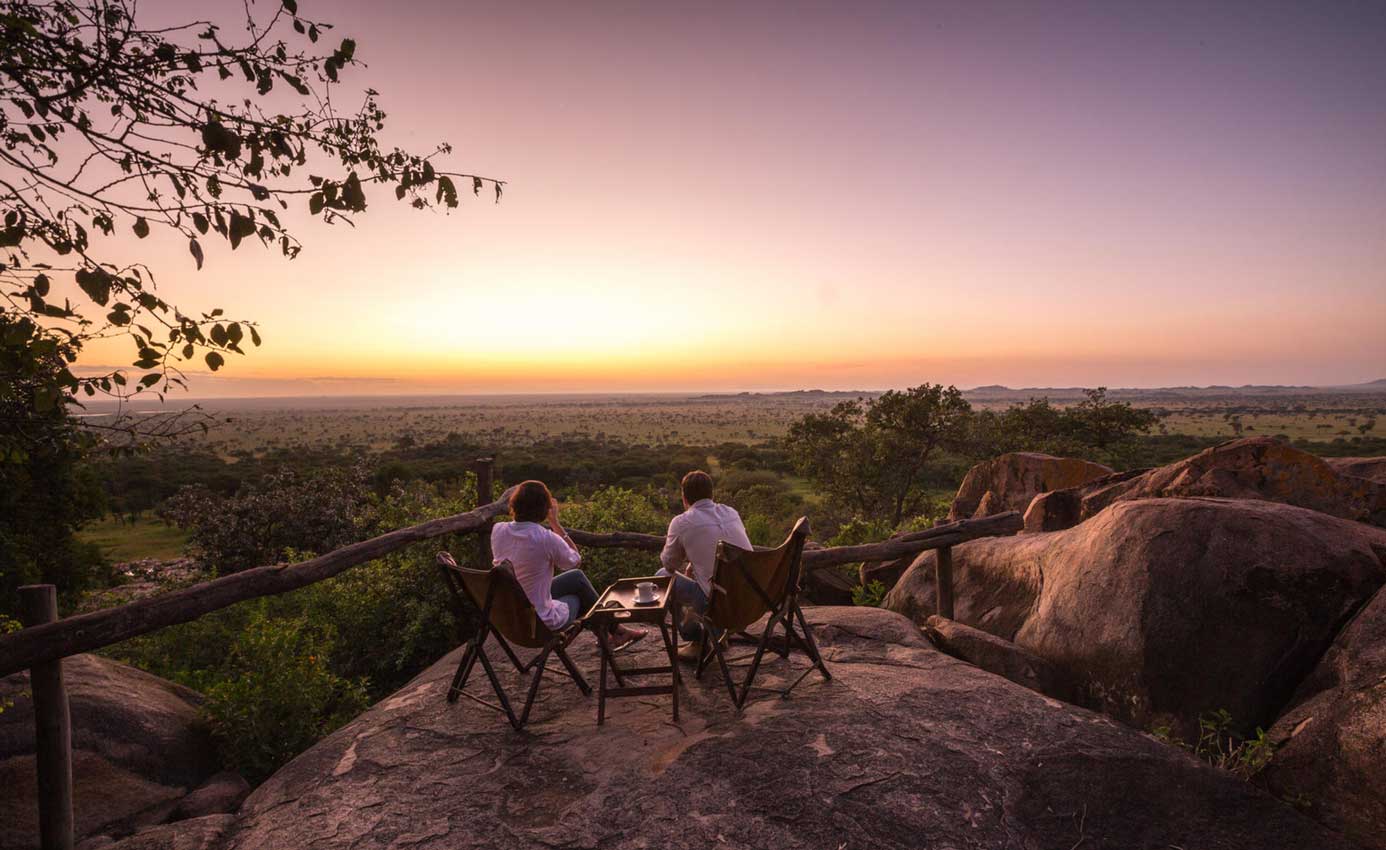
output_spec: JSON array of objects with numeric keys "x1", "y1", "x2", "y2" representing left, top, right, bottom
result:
[
  {"x1": 655, "y1": 568, "x2": 710, "y2": 640},
  {"x1": 551, "y1": 570, "x2": 599, "y2": 629}
]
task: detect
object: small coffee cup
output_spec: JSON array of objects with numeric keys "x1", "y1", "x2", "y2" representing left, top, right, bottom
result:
[{"x1": 635, "y1": 581, "x2": 658, "y2": 602}]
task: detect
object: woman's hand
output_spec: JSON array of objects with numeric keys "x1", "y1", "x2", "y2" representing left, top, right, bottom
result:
[{"x1": 547, "y1": 497, "x2": 561, "y2": 530}]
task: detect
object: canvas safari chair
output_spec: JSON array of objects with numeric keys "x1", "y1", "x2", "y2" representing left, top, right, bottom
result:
[
  {"x1": 693, "y1": 517, "x2": 831, "y2": 709},
  {"x1": 436, "y1": 552, "x2": 590, "y2": 730}
]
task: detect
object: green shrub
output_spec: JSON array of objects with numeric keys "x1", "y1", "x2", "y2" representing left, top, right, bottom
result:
[
  {"x1": 1151, "y1": 709, "x2": 1277, "y2": 781},
  {"x1": 202, "y1": 607, "x2": 368, "y2": 783},
  {"x1": 559, "y1": 487, "x2": 666, "y2": 591},
  {"x1": 852, "y1": 580, "x2": 888, "y2": 607},
  {"x1": 109, "y1": 477, "x2": 482, "y2": 781},
  {"x1": 160, "y1": 464, "x2": 376, "y2": 575},
  {"x1": 303, "y1": 480, "x2": 477, "y2": 695},
  {"x1": 828, "y1": 515, "x2": 894, "y2": 547}
]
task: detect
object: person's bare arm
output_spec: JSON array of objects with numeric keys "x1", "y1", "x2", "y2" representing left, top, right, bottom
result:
[{"x1": 547, "y1": 498, "x2": 581, "y2": 571}]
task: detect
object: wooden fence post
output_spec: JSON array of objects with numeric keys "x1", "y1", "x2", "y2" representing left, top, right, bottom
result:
[
  {"x1": 472, "y1": 457, "x2": 495, "y2": 566},
  {"x1": 19, "y1": 585, "x2": 74, "y2": 850},
  {"x1": 935, "y1": 546, "x2": 955, "y2": 620}
]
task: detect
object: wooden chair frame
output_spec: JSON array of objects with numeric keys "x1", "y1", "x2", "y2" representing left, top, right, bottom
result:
[
  {"x1": 693, "y1": 518, "x2": 831, "y2": 709},
  {"x1": 436, "y1": 553, "x2": 591, "y2": 730}
]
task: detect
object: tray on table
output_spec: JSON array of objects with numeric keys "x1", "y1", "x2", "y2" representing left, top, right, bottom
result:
[{"x1": 581, "y1": 574, "x2": 683, "y2": 724}]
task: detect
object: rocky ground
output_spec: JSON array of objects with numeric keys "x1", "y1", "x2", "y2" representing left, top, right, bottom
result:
[
  {"x1": 0, "y1": 655, "x2": 249, "y2": 850},
  {"x1": 79, "y1": 607, "x2": 1360, "y2": 850},
  {"x1": 882, "y1": 438, "x2": 1386, "y2": 847},
  {"x1": 7, "y1": 436, "x2": 1384, "y2": 850}
]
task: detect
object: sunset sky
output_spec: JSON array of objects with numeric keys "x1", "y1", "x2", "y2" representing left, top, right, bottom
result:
[{"x1": 79, "y1": 0, "x2": 1386, "y2": 395}]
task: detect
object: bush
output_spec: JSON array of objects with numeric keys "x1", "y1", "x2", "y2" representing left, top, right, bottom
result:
[
  {"x1": 202, "y1": 607, "x2": 369, "y2": 783},
  {"x1": 304, "y1": 479, "x2": 477, "y2": 695},
  {"x1": 110, "y1": 476, "x2": 483, "y2": 781},
  {"x1": 160, "y1": 464, "x2": 375, "y2": 574},
  {"x1": 1150, "y1": 709, "x2": 1277, "y2": 781},
  {"x1": 852, "y1": 580, "x2": 888, "y2": 607},
  {"x1": 828, "y1": 516, "x2": 894, "y2": 547},
  {"x1": 559, "y1": 487, "x2": 666, "y2": 591}
]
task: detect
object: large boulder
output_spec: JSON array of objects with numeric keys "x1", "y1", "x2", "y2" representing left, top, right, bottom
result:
[
  {"x1": 0, "y1": 654, "x2": 224, "y2": 849},
  {"x1": 885, "y1": 498, "x2": 1386, "y2": 738},
  {"x1": 1263, "y1": 584, "x2": 1386, "y2": 849},
  {"x1": 949, "y1": 452, "x2": 1113, "y2": 521},
  {"x1": 215, "y1": 607, "x2": 1351, "y2": 850},
  {"x1": 1325, "y1": 456, "x2": 1386, "y2": 485},
  {"x1": 1046, "y1": 437, "x2": 1386, "y2": 530}
]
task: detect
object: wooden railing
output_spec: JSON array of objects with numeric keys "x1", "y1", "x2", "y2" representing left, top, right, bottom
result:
[{"x1": 1, "y1": 458, "x2": 1021, "y2": 849}]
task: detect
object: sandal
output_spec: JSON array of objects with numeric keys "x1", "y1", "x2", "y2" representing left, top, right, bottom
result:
[{"x1": 610, "y1": 628, "x2": 647, "y2": 653}]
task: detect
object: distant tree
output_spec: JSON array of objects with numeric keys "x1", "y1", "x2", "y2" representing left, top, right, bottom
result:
[
  {"x1": 1071, "y1": 388, "x2": 1159, "y2": 451},
  {"x1": 785, "y1": 384, "x2": 972, "y2": 526},
  {"x1": 0, "y1": 0, "x2": 500, "y2": 452},
  {"x1": 973, "y1": 388, "x2": 1159, "y2": 468}
]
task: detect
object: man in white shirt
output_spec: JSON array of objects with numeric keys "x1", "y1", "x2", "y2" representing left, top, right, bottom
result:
[{"x1": 658, "y1": 470, "x2": 753, "y2": 660}]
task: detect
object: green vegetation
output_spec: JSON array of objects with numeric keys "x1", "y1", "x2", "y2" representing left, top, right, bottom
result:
[
  {"x1": 77, "y1": 517, "x2": 189, "y2": 563},
  {"x1": 1151, "y1": 709, "x2": 1277, "y2": 781},
  {"x1": 787, "y1": 384, "x2": 974, "y2": 527},
  {"x1": 201, "y1": 609, "x2": 369, "y2": 784},
  {"x1": 785, "y1": 384, "x2": 1160, "y2": 538},
  {"x1": 108, "y1": 478, "x2": 479, "y2": 781},
  {"x1": 852, "y1": 580, "x2": 888, "y2": 608},
  {"x1": 1, "y1": 316, "x2": 110, "y2": 617},
  {"x1": 971, "y1": 388, "x2": 1159, "y2": 469},
  {"x1": 16, "y1": 383, "x2": 1380, "y2": 783}
]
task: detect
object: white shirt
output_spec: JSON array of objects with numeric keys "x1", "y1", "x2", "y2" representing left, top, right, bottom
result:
[
  {"x1": 491, "y1": 521, "x2": 581, "y2": 630},
  {"x1": 660, "y1": 499, "x2": 753, "y2": 596}
]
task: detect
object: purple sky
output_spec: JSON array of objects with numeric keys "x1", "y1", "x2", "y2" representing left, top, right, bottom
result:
[{"x1": 82, "y1": 1, "x2": 1386, "y2": 393}]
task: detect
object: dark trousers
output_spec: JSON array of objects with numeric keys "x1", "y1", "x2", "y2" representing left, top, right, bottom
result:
[{"x1": 551, "y1": 570, "x2": 599, "y2": 628}]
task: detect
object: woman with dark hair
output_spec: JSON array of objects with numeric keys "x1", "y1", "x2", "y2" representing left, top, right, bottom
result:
[{"x1": 490, "y1": 480, "x2": 644, "y2": 649}]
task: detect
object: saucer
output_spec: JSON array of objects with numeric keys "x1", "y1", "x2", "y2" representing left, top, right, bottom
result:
[{"x1": 632, "y1": 593, "x2": 659, "y2": 606}]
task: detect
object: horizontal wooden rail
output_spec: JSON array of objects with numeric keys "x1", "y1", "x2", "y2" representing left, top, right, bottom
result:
[
  {"x1": 565, "y1": 511, "x2": 1022, "y2": 571},
  {"x1": 0, "y1": 496, "x2": 515, "y2": 677},
  {"x1": 799, "y1": 511, "x2": 1022, "y2": 571},
  {"x1": 567, "y1": 529, "x2": 664, "y2": 551},
  {"x1": 0, "y1": 505, "x2": 1021, "y2": 677}
]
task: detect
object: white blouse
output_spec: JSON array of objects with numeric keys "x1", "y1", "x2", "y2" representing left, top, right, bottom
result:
[{"x1": 490, "y1": 520, "x2": 582, "y2": 629}]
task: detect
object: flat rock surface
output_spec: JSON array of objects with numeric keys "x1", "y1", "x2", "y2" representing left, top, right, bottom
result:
[{"x1": 208, "y1": 607, "x2": 1351, "y2": 850}]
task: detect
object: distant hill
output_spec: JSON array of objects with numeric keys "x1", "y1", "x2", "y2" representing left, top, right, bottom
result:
[{"x1": 699, "y1": 383, "x2": 1386, "y2": 403}]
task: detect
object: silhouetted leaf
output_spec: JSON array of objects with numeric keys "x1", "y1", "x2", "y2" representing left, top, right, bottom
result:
[
  {"x1": 189, "y1": 238, "x2": 204, "y2": 269},
  {"x1": 205, "y1": 351, "x2": 225, "y2": 371},
  {"x1": 75, "y1": 267, "x2": 110, "y2": 305}
]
